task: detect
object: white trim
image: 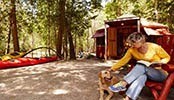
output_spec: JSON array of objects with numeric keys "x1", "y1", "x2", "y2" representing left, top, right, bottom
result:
[
  {"x1": 104, "y1": 22, "x2": 107, "y2": 61},
  {"x1": 137, "y1": 19, "x2": 140, "y2": 32}
]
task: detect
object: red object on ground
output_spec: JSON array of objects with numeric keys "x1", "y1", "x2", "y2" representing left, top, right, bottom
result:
[{"x1": 0, "y1": 56, "x2": 58, "y2": 69}]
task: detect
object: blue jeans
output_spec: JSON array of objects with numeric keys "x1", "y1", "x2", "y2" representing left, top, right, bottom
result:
[{"x1": 124, "y1": 64, "x2": 167, "y2": 100}]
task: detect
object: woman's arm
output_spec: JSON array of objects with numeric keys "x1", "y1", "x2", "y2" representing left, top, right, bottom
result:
[
  {"x1": 156, "y1": 46, "x2": 171, "y2": 64},
  {"x1": 111, "y1": 49, "x2": 132, "y2": 71}
]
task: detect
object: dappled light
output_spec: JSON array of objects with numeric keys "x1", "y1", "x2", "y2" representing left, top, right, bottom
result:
[
  {"x1": 0, "y1": 59, "x2": 174, "y2": 99},
  {"x1": 0, "y1": 59, "x2": 109, "y2": 100},
  {"x1": 93, "y1": 60, "x2": 118, "y2": 67},
  {"x1": 0, "y1": 0, "x2": 173, "y2": 99},
  {"x1": 52, "y1": 89, "x2": 69, "y2": 95}
]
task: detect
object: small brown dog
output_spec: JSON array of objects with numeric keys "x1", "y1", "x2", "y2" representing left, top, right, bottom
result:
[{"x1": 98, "y1": 70, "x2": 119, "y2": 100}]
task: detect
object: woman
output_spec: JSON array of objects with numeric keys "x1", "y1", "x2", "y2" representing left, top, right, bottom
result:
[{"x1": 108, "y1": 32, "x2": 170, "y2": 100}]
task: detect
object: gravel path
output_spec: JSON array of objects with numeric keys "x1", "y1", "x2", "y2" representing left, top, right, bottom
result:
[{"x1": 0, "y1": 59, "x2": 173, "y2": 100}]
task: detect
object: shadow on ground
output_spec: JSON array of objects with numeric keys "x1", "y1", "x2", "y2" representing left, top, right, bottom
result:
[{"x1": 0, "y1": 59, "x2": 173, "y2": 100}]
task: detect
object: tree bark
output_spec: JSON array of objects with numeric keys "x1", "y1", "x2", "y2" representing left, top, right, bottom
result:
[
  {"x1": 64, "y1": 30, "x2": 68, "y2": 60},
  {"x1": 56, "y1": 0, "x2": 66, "y2": 56},
  {"x1": 7, "y1": 30, "x2": 11, "y2": 54},
  {"x1": 68, "y1": 29, "x2": 76, "y2": 60},
  {"x1": 67, "y1": 0, "x2": 76, "y2": 60},
  {"x1": 47, "y1": 0, "x2": 51, "y2": 55},
  {"x1": 10, "y1": 0, "x2": 20, "y2": 52}
]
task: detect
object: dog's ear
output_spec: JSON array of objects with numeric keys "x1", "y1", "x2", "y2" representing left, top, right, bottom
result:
[{"x1": 98, "y1": 71, "x2": 102, "y2": 78}]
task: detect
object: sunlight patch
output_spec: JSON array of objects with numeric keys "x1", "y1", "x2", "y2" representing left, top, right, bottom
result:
[
  {"x1": 93, "y1": 60, "x2": 119, "y2": 67},
  {"x1": 52, "y1": 89, "x2": 69, "y2": 95},
  {"x1": 0, "y1": 83, "x2": 6, "y2": 88},
  {"x1": 35, "y1": 91, "x2": 46, "y2": 95},
  {"x1": 75, "y1": 74, "x2": 86, "y2": 81},
  {"x1": 55, "y1": 72, "x2": 69, "y2": 77}
]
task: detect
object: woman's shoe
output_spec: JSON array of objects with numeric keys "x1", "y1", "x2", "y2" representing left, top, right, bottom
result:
[{"x1": 108, "y1": 82, "x2": 126, "y2": 92}]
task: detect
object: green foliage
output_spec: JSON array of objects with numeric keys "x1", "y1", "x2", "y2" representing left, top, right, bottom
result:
[
  {"x1": 157, "y1": 0, "x2": 174, "y2": 32},
  {"x1": 66, "y1": 0, "x2": 101, "y2": 37},
  {"x1": 0, "y1": 0, "x2": 173, "y2": 57},
  {"x1": 65, "y1": 0, "x2": 102, "y2": 54},
  {"x1": 105, "y1": 0, "x2": 134, "y2": 19},
  {"x1": 0, "y1": 0, "x2": 11, "y2": 51},
  {"x1": 104, "y1": 0, "x2": 174, "y2": 32},
  {"x1": 0, "y1": 0, "x2": 102, "y2": 57},
  {"x1": 17, "y1": 1, "x2": 58, "y2": 49}
]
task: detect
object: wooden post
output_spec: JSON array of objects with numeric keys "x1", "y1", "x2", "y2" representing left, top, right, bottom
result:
[
  {"x1": 104, "y1": 22, "x2": 107, "y2": 61},
  {"x1": 137, "y1": 19, "x2": 140, "y2": 33}
]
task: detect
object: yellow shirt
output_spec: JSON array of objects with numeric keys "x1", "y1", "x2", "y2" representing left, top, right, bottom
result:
[{"x1": 111, "y1": 42, "x2": 171, "y2": 71}]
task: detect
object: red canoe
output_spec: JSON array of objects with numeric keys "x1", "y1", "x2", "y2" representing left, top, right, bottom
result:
[{"x1": 0, "y1": 56, "x2": 58, "y2": 69}]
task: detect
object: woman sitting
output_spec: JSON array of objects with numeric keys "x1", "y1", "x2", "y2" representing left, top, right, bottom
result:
[{"x1": 108, "y1": 32, "x2": 170, "y2": 100}]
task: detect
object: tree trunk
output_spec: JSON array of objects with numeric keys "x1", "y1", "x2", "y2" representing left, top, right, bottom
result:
[
  {"x1": 10, "y1": 0, "x2": 19, "y2": 52},
  {"x1": 7, "y1": 30, "x2": 11, "y2": 54},
  {"x1": 67, "y1": 0, "x2": 76, "y2": 60},
  {"x1": 154, "y1": 0, "x2": 159, "y2": 22},
  {"x1": 68, "y1": 30, "x2": 76, "y2": 60},
  {"x1": 66, "y1": 21, "x2": 76, "y2": 60},
  {"x1": 56, "y1": 0, "x2": 66, "y2": 56},
  {"x1": 47, "y1": 0, "x2": 51, "y2": 55},
  {"x1": 64, "y1": 19, "x2": 69, "y2": 60},
  {"x1": 63, "y1": 35, "x2": 68, "y2": 60}
]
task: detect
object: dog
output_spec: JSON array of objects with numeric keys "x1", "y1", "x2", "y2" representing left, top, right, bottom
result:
[{"x1": 98, "y1": 70, "x2": 119, "y2": 100}]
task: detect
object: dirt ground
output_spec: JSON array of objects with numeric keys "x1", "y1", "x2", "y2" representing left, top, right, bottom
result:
[{"x1": 0, "y1": 58, "x2": 173, "y2": 100}]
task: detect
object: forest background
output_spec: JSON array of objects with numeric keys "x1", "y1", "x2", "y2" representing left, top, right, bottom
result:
[{"x1": 0, "y1": 0, "x2": 173, "y2": 60}]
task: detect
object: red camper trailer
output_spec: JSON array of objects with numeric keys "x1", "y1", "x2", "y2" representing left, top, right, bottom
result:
[{"x1": 93, "y1": 15, "x2": 171, "y2": 59}]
